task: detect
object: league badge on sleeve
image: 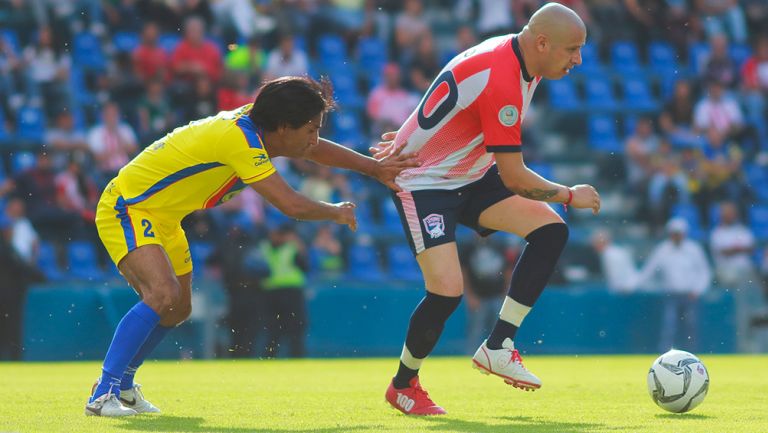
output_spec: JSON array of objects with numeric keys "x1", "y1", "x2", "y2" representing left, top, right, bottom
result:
[
  {"x1": 422, "y1": 213, "x2": 446, "y2": 239},
  {"x1": 498, "y1": 105, "x2": 519, "y2": 127}
]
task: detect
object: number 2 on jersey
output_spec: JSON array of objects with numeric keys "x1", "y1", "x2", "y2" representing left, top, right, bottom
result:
[{"x1": 141, "y1": 219, "x2": 155, "y2": 238}]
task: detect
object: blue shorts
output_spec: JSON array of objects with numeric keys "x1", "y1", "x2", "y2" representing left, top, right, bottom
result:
[{"x1": 391, "y1": 165, "x2": 514, "y2": 255}]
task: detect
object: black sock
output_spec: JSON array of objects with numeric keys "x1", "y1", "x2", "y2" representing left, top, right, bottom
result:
[
  {"x1": 393, "y1": 292, "x2": 462, "y2": 389},
  {"x1": 487, "y1": 223, "x2": 568, "y2": 350}
]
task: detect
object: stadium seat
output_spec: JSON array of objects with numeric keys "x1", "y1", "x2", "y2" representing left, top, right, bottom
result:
[
  {"x1": 526, "y1": 162, "x2": 553, "y2": 180},
  {"x1": 331, "y1": 111, "x2": 364, "y2": 148},
  {"x1": 584, "y1": 73, "x2": 618, "y2": 112},
  {"x1": 387, "y1": 244, "x2": 422, "y2": 281},
  {"x1": 1, "y1": 29, "x2": 20, "y2": 55},
  {"x1": 37, "y1": 241, "x2": 65, "y2": 282},
  {"x1": 158, "y1": 34, "x2": 181, "y2": 54},
  {"x1": 621, "y1": 76, "x2": 659, "y2": 113},
  {"x1": 73, "y1": 32, "x2": 106, "y2": 70},
  {"x1": 347, "y1": 244, "x2": 385, "y2": 280},
  {"x1": 745, "y1": 164, "x2": 768, "y2": 203},
  {"x1": 66, "y1": 241, "x2": 105, "y2": 281},
  {"x1": 16, "y1": 106, "x2": 46, "y2": 142},
  {"x1": 610, "y1": 41, "x2": 644, "y2": 77},
  {"x1": 688, "y1": 42, "x2": 709, "y2": 76},
  {"x1": 0, "y1": 105, "x2": 8, "y2": 144},
  {"x1": 546, "y1": 77, "x2": 581, "y2": 112},
  {"x1": 623, "y1": 115, "x2": 638, "y2": 136},
  {"x1": 317, "y1": 34, "x2": 347, "y2": 64},
  {"x1": 379, "y1": 198, "x2": 404, "y2": 235},
  {"x1": 264, "y1": 204, "x2": 292, "y2": 227},
  {"x1": 648, "y1": 41, "x2": 681, "y2": 77},
  {"x1": 587, "y1": 115, "x2": 622, "y2": 153},
  {"x1": 729, "y1": 43, "x2": 752, "y2": 69},
  {"x1": 671, "y1": 203, "x2": 704, "y2": 240},
  {"x1": 11, "y1": 151, "x2": 36, "y2": 174},
  {"x1": 189, "y1": 241, "x2": 214, "y2": 265},
  {"x1": 357, "y1": 37, "x2": 387, "y2": 85},
  {"x1": 113, "y1": 32, "x2": 140, "y2": 52},
  {"x1": 749, "y1": 205, "x2": 768, "y2": 241},
  {"x1": 576, "y1": 42, "x2": 603, "y2": 75}
]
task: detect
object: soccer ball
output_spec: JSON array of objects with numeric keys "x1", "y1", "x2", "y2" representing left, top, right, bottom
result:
[{"x1": 647, "y1": 349, "x2": 709, "y2": 413}]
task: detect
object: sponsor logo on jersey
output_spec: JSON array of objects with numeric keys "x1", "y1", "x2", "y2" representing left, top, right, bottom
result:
[
  {"x1": 422, "y1": 213, "x2": 445, "y2": 239},
  {"x1": 253, "y1": 153, "x2": 269, "y2": 167},
  {"x1": 498, "y1": 105, "x2": 519, "y2": 127}
]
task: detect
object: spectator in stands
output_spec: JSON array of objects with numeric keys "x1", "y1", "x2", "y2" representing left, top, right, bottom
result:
[
  {"x1": 703, "y1": 33, "x2": 739, "y2": 89},
  {"x1": 3, "y1": 196, "x2": 39, "y2": 265},
  {"x1": 260, "y1": 225, "x2": 309, "y2": 358},
  {"x1": 0, "y1": 213, "x2": 43, "y2": 361},
  {"x1": 137, "y1": 78, "x2": 174, "y2": 143},
  {"x1": 217, "y1": 71, "x2": 253, "y2": 111},
  {"x1": 22, "y1": 26, "x2": 72, "y2": 118},
  {"x1": 211, "y1": 0, "x2": 273, "y2": 42},
  {"x1": 170, "y1": 16, "x2": 223, "y2": 84},
  {"x1": 646, "y1": 155, "x2": 690, "y2": 232},
  {"x1": 394, "y1": 0, "x2": 429, "y2": 61},
  {"x1": 54, "y1": 156, "x2": 99, "y2": 226},
  {"x1": 366, "y1": 63, "x2": 419, "y2": 138},
  {"x1": 590, "y1": 229, "x2": 639, "y2": 293},
  {"x1": 108, "y1": 51, "x2": 145, "y2": 120},
  {"x1": 637, "y1": 218, "x2": 712, "y2": 352},
  {"x1": 454, "y1": 0, "x2": 514, "y2": 40},
  {"x1": 87, "y1": 102, "x2": 139, "y2": 183},
  {"x1": 694, "y1": 0, "x2": 748, "y2": 44},
  {"x1": 45, "y1": 110, "x2": 89, "y2": 169},
  {"x1": 743, "y1": 0, "x2": 768, "y2": 35},
  {"x1": 224, "y1": 35, "x2": 265, "y2": 81},
  {"x1": 659, "y1": 79, "x2": 701, "y2": 149},
  {"x1": 263, "y1": 34, "x2": 309, "y2": 81},
  {"x1": 0, "y1": 0, "x2": 39, "y2": 48},
  {"x1": 625, "y1": 116, "x2": 661, "y2": 192},
  {"x1": 740, "y1": 34, "x2": 768, "y2": 151},
  {"x1": 185, "y1": 75, "x2": 218, "y2": 121},
  {"x1": 209, "y1": 224, "x2": 269, "y2": 358},
  {"x1": 624, "y1": 0, "x2": 673, "y2": 52},
  {"x1": 696, "y1": 125, "x2": 751, "y2": 223},
  {"x1": 103, "y1": 0, "x2": 144, "y2": 32},
  {"x1": 408, "y1": 33, "x2": 441, "y2": 93},
  {"x1": 132, "y1": 22, "x2": 169, "y2": 83},
  {"x1": 310, "y1": 224, "x2": 344, "y2": 276},
  {"x1": 460, "y1": 235, "x2": 515, "y2": 353},
  {"x1": 693, "y1": 79, "x2": 756, "y2": 158},
  {"x1": 0, "y1": 34, "x2": 24, "y2": 111}
]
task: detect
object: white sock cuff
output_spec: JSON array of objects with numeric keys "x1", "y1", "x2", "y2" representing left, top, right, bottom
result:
[
  {"x1": 400, "y1": 345, "x2": 424, "y2": 370},
  {"x1": 499, "y1": 296, "x2": 532, "y2": 327}
]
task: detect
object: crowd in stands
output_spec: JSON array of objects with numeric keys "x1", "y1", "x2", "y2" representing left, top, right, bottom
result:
[{"x1": 0, "y1": 0, "x2": 766, "y2": 306}]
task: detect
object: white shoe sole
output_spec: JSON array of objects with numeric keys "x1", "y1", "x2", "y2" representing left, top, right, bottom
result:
[{"x1": 472, "y1": 359, "x2": 541, "y2": 391}]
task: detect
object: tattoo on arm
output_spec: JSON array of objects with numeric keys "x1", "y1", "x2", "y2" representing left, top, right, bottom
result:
[{"x1": 518, "y1": 188, "x2": 560, "y2": 201}]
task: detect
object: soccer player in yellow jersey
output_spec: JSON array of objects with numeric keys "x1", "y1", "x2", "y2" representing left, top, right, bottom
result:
[{"x1": 85, "y1": 76, "x2": 418, "y2": 417}]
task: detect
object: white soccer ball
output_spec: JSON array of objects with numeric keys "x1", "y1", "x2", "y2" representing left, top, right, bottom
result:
[{"x1": 647, "y1": 349, "x2": 709, "y2": 413}]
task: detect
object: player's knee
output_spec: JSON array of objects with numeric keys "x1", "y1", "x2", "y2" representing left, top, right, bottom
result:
[
  {"x1": 425, "y1": 275, "x2": 464, "y2": 296},
  {"x1": 526, "y1": 222, "x2": 569, "y2": 252},
  {"x1": 164, "y1": 301, "x2": 192, "y2": 326},
  {"x1": 142, "y1": 279, "x2": 182, "y2": 314}
]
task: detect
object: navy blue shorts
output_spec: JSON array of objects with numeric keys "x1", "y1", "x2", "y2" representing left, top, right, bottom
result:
[{"x1": 391, "y1": 165, "x2": 514, "y2": 255}]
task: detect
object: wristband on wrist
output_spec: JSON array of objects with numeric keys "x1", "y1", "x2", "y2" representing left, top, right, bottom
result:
[{"x1": 563, "y1": 187, "x2": 573, "y2": 211}]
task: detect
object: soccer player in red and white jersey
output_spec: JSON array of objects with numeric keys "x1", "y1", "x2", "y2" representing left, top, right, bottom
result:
[{"x1": 377, "y1": 3, "x2": 601, "y2": 415}]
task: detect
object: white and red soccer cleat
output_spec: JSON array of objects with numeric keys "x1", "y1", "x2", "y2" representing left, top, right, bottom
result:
[
  {"x1": 385, "y1": 376, "x2": 447, "y2": 415},
  {"x1": 472, "y1": 338, "x2": 542, "y2": 391}
]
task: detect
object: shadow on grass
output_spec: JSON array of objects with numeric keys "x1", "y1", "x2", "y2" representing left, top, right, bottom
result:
[
  {"x1": 114, "y1": 415, "x2": 371, "y2": 433},
  {"x1": 417, "y1": 415, "x2": 622, "y2": 433},
  {"x1": 654, "y1": 413, "x2": 713, "y2": 420}
]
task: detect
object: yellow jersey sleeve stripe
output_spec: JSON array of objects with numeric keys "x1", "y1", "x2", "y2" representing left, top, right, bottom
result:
[{"x1": 242, "y1": 166, "x2": 276, "y2": 183}]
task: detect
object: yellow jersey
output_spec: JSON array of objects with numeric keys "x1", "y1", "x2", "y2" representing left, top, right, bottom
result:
[{"x1": 112, "y1": 104, "x2": 275, "y2": 220}]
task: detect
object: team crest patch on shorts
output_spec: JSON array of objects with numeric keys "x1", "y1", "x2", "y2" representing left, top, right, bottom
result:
[{"x1": 422, "y1": 213, "x2": 445, "y2": 239}]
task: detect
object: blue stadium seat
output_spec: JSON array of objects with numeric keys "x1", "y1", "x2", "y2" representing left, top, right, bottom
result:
[
  {"x1": 264, "y1": 204, "x2": 292, "y2": 227},
  {"x1": 11, "y1": 151, "x2": 36, "y2": 174},
  {"x1": 353, "y1": 202, "x2": 375, "y2": 235},
  {"x1": 113, "y1": 31, "x2": 140, "y2": 52},
  {"x1": 189, "y1": 241, "x2": 214, "y2": 265},
  {"x1": 621, "y1": 76, "x2": 659, "y2": 112},
  {"x1": 347, "y1": 244, "x2": 385, "y2": 280},
  {"x1": 0, "y1": 105, "x2": 8, "y2": 144},
  {"x1": 158, "y1": 34, "x2": 181, "y2": 53},
  {"x1": 0, "y1": 29, "x2": 20, "y2": 55},
  {"x1": 648, "y1": 41, "x2": 681, "y2": 76},
  {"x1": 331, "y1": 111, "x2": 364, "y2": 148},
  {"x1": 73, "y1": 32, "x2": 106, "y2": 70},
  {"x1": 16, "y1": 106, "x2": 46, "y2": 142},
  {"x1": 577, "y1": 42, "x2": 603, "y2": 75},
  {"x1": 671, "y1": 203, "x2": 704, "y2": 240},
  {"x1": 387, "y1": 244, "x2": 421, "y2": 281},
  {"x1": 584, "y1": 73, "x2": 618, "y2": 112},
  {"x1": 380, "y1": 198, "x2": 404, "y2": 234},
  {"x1": 745, "y1": 164, "x2": 768, "y2": 202},
  {"x1": 357, "y1": 37, "x2": 387, "y2": 84},
  {"x1": 526, "y1": 162, "x2": 553, "y2": 180},
  {"x1": 66, "y1": 241, "x2": 105, "y2": 281},
  {"x1": 623, "y1": 115, "x2": 638, "y2": 136},
  {"x1": 37, "y1": 241, "x2": 65, "y2": 282},
  {"x1": 587, "y1": 115, "x2": 621, "y2": 153},
  {"x1": 749, "y1": 205, "x2": 768, "y2": 241},
  {"x1": 69, "y1": 66, "x2": 96, "y2": 106},
  {"x1": 688, "y1": 42, "x2": 709, "y2": 76},
  {"x1": 317, "y1": 34, "x2": 347, "y2": 64},
  {"x1": 610, "y1": 41, "x2": 644, "y2": 77},
  {"x1": 546, "y1": 77, "x2": 581, "y2": 112},
  {"x1": 729, "y1": 43, "x2": 752, "y2": 69}
]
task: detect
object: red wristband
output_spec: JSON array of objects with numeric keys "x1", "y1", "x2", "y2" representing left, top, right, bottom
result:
[{"x1": 563, "y1": 187, "x2": 573, "y2": 211}]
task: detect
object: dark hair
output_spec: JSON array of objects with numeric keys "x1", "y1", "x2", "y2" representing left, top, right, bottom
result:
[{"x1": 249, "y1": 76, "x2": 335, "y2": 131}]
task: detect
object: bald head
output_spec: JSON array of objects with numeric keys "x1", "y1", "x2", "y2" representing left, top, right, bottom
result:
[
  {"x1": 518, "y1": 2, "x2": 587, "y2": 79},
  {"x1": 528, "y1": 2, "x2": 586, "y2": 41}
]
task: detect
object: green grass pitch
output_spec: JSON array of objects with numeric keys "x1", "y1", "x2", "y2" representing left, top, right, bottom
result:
[{"x1": 1, "y1": 355, "x2": 766, "y2": 432}]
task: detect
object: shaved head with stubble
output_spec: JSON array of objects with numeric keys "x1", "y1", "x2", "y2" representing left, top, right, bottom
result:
[{"x1": 518, "y1": 2, "x2": 587, "y2": 79}]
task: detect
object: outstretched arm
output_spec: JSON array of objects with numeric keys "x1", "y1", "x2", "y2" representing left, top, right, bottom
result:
[
  {"x1": 304, "y1": 136, "x2": 419, "y2": 192},
  {"x1": 495, "y1": 152, "x2": 601, "y2": 214}
]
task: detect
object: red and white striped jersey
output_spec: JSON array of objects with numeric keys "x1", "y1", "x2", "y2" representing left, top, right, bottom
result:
[{"x1": 394, "y1": 34, "x2": 541, "y2": 191}]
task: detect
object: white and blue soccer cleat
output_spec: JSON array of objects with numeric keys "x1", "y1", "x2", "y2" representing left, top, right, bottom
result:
[
  {"x1": 472, "y1": 338, "x2": 542, "y2": 391},
  {"x1": 119, "y1": 383, "x2": 161, "y2": 414},
  {"x1": 84, "y1": 392, "x2": 138, "y2": 417}
]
